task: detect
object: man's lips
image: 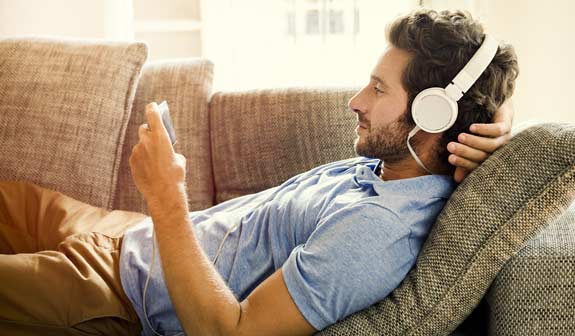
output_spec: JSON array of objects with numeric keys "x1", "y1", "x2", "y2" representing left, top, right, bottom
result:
[{"x1": 356, "y1": 122, "x2": 368, "y2": 129}]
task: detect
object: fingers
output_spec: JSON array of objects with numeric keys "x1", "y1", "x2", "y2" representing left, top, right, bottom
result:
[
  {"x1": 138, "y1": 123, "x2": 149, "y2": 141},
  {"x1": 457, "y1": 132, "x2": 508, "y2": 153},
  {"x1": 447, "y1": 142, "x2": 489, "y2": 162},
  {"x1": 448, "y1": 153, "x2": 479, "y2": 171},
  {"x1": 453, "y1": 167, "x2": 469, "y2": 183},
  {"x1": 145, "y1": 102, "x2": 165, "y2": 133},
  {"x1": 468, "y1": 98, "x2": 514, "y2": 137},
  {"x1": 469, "y1": 121, "x2": 511, "y2": 137}
]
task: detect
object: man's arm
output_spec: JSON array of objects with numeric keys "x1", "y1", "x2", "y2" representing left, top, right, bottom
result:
[
  {"x1": 147, "y1": 197, "x2": 317, "y2": 335},
  {"x1": 129, "y1": 103, "x2": 317, "y2": 336},
  {"x1": 448, "y1": 99, "x2": 515, "y2": 182}
]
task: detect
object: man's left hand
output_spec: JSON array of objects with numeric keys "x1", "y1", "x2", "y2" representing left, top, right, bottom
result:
[
  {"x1": 129, "y1": 102, "x2": 186, "y2": 203},
  {"x1": 448, "y1": 99, "x2": 514, "y2": 183}
]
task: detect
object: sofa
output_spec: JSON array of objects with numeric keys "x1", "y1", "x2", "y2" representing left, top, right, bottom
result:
[{"x1": 0, "y1": 38, "x2": 574, "y2": 335}]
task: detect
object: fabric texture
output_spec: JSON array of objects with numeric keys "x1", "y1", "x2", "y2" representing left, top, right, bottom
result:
[
  {"x1": 114, "y1": 59, "x2": 214, "y2": 214},
  {"x1": 0, "y1": 181, "x2": 147, "y2": 336},
  {"x1": 485, "y1": 201, "x2": 575, "y2": 335},
  {"x1": 317, "y1": 123, "x2": 575, "y2": 335},
  {"x1": 119, "y1": 157, "x2": 453, "y2": 335},
  {"x1": 0, "y1": 37, "x2": 147, "y2": 210},
  {"x1": 209, "y1": 88, "x2": 358, "y2": 203}
]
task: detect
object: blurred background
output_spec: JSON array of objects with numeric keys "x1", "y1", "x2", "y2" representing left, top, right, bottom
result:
[{"x1": 0, "y1": 0, "x2": 573, "y2": 124}]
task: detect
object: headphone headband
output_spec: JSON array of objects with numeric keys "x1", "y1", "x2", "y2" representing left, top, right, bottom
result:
[{"x1": 447, "y1": 35, "x2": 499, "y2": 101}]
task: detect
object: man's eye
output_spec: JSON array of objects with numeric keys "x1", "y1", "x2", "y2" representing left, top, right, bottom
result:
[{"x1": 374, "y1": 86, "x2": 384, "y2": 94}]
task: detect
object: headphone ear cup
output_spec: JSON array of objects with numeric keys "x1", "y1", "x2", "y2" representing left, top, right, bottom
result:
[{"x1": 411, "y1": 88, "x2": 458, "y2": 133}]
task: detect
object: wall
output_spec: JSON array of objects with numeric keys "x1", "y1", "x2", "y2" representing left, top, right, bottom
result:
[
  {"x1": 484, "y1": 0, "x2": 574, "y2": 124},
  {"x1": 0, "y1": 0, "x2": 133, "y2": 40},
  {"x1": 428, "y1": 0, "x2": 574, "y2": 124}
]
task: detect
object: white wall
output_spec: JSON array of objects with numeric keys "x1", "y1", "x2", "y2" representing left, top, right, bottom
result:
[
  {"x1": 0, "y1": 0, "x2": 133, "y2": 40},
  {"x1": 428, "y1": 0, "x2": 574, "y2": 124},
  {"x1": 484, "y1": 0, "x2": 575, "y2": 124}
]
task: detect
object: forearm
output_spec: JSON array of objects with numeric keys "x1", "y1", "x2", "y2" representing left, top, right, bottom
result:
[{"x1": 147, "y1": 185, "x2": 241, "y2": 335}]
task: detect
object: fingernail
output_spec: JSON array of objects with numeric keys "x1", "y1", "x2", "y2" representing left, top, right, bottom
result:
[
  {"x1": 449, "y1": 155, "x2": 456, "y2": 164},
  {"x1": 448, "y1": 143, "x2": 456, "y2": 152},
  {"x1": 470, "y1": 124, "x2": 477, "y2": 132},
  {"x1": 459, "y1": 133, "x2": 466, "y2": 142}
]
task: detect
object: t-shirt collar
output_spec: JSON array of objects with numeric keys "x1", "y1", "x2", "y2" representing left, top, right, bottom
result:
[{"x1": 355, "y1": 159, "x2": 455, "y2": 199}]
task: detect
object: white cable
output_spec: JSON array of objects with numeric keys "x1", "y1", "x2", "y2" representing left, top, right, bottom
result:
[
  {"x1": 142, "y1": 215, "x2": 244, "y2": 335},
  {"x1": 142, "y1": 230, "x2": 184, "y2": 336},
  {"x1": 407, "y1": 126, "x2": 435, "y2": 175},
  {"x1": 212, "y1": 222, "x2": 240, "y2": 265}
]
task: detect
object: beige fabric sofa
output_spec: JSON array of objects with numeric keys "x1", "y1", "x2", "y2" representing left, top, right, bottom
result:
[{"x1": 1, "y1": 39, "x2": 574, "y2": 335}]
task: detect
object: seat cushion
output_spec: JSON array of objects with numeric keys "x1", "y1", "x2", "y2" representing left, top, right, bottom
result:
[
  {"x1": 317, "y1": 123, "x2": 575, "y2": 335},
  {"x1": 114, "y1": 59, "x2": 214, "y2": 213},
  {"x1": 0, "y1": 37, "x2": 147, "y2": 210}
]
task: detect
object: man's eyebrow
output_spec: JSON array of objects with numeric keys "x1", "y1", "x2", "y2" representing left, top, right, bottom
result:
[{"x1": 370, "y1": 75, "x2": 391, "y2": 89}]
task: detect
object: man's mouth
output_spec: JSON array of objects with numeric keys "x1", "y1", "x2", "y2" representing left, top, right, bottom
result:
[{"x1": 356, "y1": 123, "x2": 368, "y2": 133}]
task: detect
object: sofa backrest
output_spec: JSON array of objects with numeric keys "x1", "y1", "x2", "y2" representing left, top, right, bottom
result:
[
  {"x1": 209, "y1": 88, "x2": 359, "y2": 204},
  {"x1": 114, "y1": 59, "x2": 215, "y2": 213}
]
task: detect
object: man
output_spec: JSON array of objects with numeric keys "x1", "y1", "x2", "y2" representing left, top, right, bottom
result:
[{"x1": 0, "y1": 8, "x2": 517, "y2": 336}]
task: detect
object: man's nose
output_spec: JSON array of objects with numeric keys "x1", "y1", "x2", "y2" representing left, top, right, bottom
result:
[{"x1": 348, "y1": 93, "x2": 364, "y2": 115}]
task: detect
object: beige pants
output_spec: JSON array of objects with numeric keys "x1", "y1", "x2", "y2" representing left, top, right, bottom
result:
[{"x1": 0, "y1": 181, "x2": 149, "y2": 335}]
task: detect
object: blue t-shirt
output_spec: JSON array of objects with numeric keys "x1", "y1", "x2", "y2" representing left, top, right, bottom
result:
[{"x1": 119, "y1": 157, "x2": 455, "y2": 335}]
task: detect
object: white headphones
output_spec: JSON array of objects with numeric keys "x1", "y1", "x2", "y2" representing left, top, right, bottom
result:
[{"x1": 407, "y1": 34, "x2": 498, "y2": 174}]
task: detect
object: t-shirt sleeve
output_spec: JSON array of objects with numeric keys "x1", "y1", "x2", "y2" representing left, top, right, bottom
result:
[{"x1": 281, "y1": 202, "x2": 415, "y2": 331}]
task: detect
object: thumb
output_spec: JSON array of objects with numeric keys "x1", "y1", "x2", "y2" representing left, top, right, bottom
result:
[
  {"x1": 146, "y1": 102, "x2": 166, "y2": 134},
  {"x1": 175, "y1": 153, "x2": 186, "y2": 167}
]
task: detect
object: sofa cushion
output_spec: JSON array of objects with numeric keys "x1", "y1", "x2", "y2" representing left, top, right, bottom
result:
[
  {"x1": 485, "y1": 200, "x2": 575, "y2": 335},
  {"x1": 210, "y1": 88, "x2": 357, "y2": 203},
  {"x1": 114, "y1": 59, "x2": 214, "y2": 213},
  {"x1": 317, "y1": 123, "x2": 575, "y2": 335},
  {"x1": 0, "y1": 37, "x2": 147, "y2": 210}
]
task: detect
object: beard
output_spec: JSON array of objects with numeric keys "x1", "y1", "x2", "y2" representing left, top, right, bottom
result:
[{"x1": 354, "y1": 112, "x2": 417, "y2": 164}]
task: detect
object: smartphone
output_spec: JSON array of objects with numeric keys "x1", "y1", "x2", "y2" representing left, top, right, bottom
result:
[{"x1": 157, "y1": 101, "x2": 177, "y2": 146}]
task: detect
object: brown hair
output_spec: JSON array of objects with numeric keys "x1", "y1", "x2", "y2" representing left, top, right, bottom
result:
[{"x1": 386, "y1": 9, "x2": 519, "y2": 172}]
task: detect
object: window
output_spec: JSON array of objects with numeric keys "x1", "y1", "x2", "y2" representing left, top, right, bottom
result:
[
  {"x1": 202, "y1": 0, "x2": 419, "y2": 91},
  {"x1": 305, "y1": 9, "x2": 320, "y2": 34}
]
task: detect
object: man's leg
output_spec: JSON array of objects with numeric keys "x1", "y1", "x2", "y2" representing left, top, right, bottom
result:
[
  {"x1": 0, "y1": 181, "x2": 147, "y2": 253},
  {"x1": 0, "y1": 181, "x2": 148, "y2": 335}
]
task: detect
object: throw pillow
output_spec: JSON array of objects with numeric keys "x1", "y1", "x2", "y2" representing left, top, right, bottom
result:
[{"x1": 0, "y1": 37, "x2": 147, "y2": 209}]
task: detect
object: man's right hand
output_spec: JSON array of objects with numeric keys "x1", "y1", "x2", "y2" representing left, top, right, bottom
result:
[{"x1": 448, "y1": 99, "x2": 515, "y2": 183}]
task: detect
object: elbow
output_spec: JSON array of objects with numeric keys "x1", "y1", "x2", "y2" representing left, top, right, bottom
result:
[{"x1": 214, "y1": 301, "x2": 244, "y2": 336}]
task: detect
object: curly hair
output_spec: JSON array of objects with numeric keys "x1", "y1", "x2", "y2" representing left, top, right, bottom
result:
[{"x1": 386, "y1": 9, "x2": 519, "y2": 172}]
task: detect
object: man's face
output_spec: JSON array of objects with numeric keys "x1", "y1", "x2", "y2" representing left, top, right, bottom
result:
[{"x1": 348, "y1": 46, "x2": 412, "y2": 163}]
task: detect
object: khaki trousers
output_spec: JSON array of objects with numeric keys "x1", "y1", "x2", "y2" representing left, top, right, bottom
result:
[{"x1": 0, "y1": 181, "x2": 149, "y2": 335}]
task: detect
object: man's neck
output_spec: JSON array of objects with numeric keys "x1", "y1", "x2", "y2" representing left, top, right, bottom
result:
[
  {"x1": 378, "y1": 152, "x2": 452, "y2": 181},
  {"x1": 379, "y1": 158, "x2": 430, "y2": 181}
]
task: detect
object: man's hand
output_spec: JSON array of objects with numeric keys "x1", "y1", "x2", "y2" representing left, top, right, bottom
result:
[
  {"x1": 129, "y1": 102, "x2": 187, "y2": 203},
  {"x1": 448, "y1": 99, "x2": 514, "y2": 183}
]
